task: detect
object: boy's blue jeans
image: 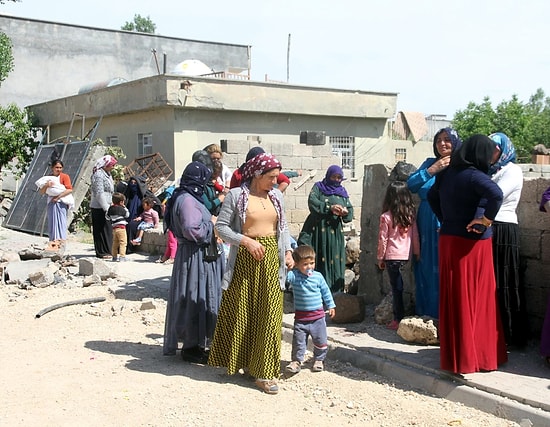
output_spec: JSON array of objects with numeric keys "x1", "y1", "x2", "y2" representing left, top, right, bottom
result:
[
  {"x1": 291, "y1": 316, "x2": 328, "y2": 362},
  {"x1": 386, "y1": 260, "x2": 407, "y2": 321}
]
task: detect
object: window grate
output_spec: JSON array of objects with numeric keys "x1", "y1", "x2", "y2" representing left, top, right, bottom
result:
[
  {"x1": 329, "y1": 136, "x2": 355, "y2": 178},
  {"x1": 138, "y1": 132, "x2": 153, "y2": 156},
  {"x1": 395, "y1": 148, "x2": 407, "y2": 162}
]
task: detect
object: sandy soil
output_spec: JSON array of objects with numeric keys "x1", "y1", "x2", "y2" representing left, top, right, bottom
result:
[{"x1": 0, "y1": 227, "x2": 519, "y2": 427}]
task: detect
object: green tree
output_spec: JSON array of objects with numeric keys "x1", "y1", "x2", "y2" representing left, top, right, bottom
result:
[
  {"x1": 0, "y1": 104, "x2": 39, "y2": 177},
  {"x1": 0, "y1": 32, "x2": 14, "y2": 84},
  {"x1": 0, "y1": 31, "x2": 40, "y2": 176},
  {"x1": 121, "y1": 14, "x2": 156, "y2": 34},
  {"x1": 452, "y1": 90, "x2": 550, "y2": 162}
]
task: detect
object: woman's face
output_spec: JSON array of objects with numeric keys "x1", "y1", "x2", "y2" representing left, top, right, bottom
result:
[
  {"x1": 491, "y1": 146, "x2": 502, "y2": 165},
  {"x1": 254, "y1": 168, "x2": 280, "y2": 192},
  {"x1": 51, "y1": 163, "x2": 63, "y2": 176},
  {"x1": 104, "y1": 164, "x2": 115, "y2": 173},
  {"x1": 435, "y1": 131, "x2": 453, "y2": 157}
]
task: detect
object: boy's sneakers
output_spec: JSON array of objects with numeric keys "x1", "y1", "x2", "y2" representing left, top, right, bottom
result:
[
  {"x1": 285, "y1": 360, "x2": 301, "y2": 374},
  {"x1": 118, "y1": 256, "x2": 127, "y2": 262},
  {"x1": 111, "y1": 257, "x2": 118, "y2": 262},
  {"x1": 386, "y1": 320, "x2": 400, "y2": 330},
  {"x1": 131, "y1": 237, "x2": 142, "y2": 245},
  {"x1": 312, "y1": 360, "x2": 324, "y2": 372}
]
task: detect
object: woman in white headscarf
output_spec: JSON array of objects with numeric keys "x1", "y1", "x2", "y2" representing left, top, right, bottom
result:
[{"x1": 90, "y1": 155, "x2": 117, "y2": 258}]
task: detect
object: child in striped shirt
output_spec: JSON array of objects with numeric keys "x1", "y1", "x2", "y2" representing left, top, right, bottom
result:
[{"x1": 285, "y1": 245, "x2": 336, "y2": 374}]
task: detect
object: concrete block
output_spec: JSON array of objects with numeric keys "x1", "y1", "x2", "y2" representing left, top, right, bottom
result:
[
  {"x1": 28, "y1": 268, "x2": 55, "y2": 288},
  {"x1": 519, "y1": 229, "x2": 540, "y2": 259},
  {"x1": 290, "y1": 209, "x2": 310, "y2": 223},
  {"x1": 541, "y1": 232, "x2": 550, "y2": 262},
  {"x1": 331, "y1": 293, "x2": 365, "y2": 323},
  {"x1": 292, "y1": 144, "x2": 314, "y2": 157},
  {"x1": 93, "y1": 259, "x2": 115, "y2": 279},
  {"x1": 222, "y1": 139, "x2": 247, "y2": 154}
]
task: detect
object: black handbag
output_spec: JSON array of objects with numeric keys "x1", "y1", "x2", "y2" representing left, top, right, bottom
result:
[{"x1": 203, "y1": 233, "x2": 220, "y2": 262}]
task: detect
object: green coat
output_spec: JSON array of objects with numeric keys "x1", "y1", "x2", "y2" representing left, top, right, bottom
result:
[{"x1": 297, "y1": 185, "x2": 353, "y2": 292}]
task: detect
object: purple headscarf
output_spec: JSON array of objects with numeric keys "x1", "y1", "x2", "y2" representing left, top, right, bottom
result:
[{"x1": 315, "y1": 165, "x2": 349, "y2": 198}]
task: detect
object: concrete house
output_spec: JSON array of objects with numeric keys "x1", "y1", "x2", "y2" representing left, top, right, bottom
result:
[{"x1": 27, "y1": 74, "x2": 401, "y2": 235}]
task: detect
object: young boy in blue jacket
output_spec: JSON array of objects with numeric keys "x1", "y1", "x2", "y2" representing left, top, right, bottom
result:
[{"x1": 286, "y1": 245, "x2": 336, "y2": 373}]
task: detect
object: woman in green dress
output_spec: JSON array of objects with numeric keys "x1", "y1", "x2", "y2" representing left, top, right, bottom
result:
[{"x1": 298, "y1": 165, "x2": 353, "y2": 292}]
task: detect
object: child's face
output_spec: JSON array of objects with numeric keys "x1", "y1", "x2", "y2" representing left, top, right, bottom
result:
[
  {"x1": 142, "y1": 201, "x2": 151, "y2": 210},
  {"x1": 296, "y1": 258, "x2": 315, "y2": 275}
]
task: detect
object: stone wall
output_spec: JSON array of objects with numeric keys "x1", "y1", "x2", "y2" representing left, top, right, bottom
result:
[{"x1": 358, "y1": 165, "x2": 550, "y2": 337}]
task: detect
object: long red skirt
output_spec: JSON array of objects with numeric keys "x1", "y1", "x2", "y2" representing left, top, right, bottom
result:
[{"x1": 439, "y1": 235, "x2": 508, "y2": 374}]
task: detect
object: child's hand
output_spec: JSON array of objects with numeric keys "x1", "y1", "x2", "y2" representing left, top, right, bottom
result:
[
  {"x1": 377, "y1": 260, "x2": 385, "y2": 270},
  {"x1": 328, "y1": 308, "x2": 336, "y2": 319}
]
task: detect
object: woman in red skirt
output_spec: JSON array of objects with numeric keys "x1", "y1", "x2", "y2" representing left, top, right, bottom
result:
[{"x1": 428, "y1": 134, "x2": 508, "y2": 374}]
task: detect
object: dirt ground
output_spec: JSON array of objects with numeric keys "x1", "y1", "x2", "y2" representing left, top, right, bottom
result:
[{"x1": 0, "y1": 227, "x2": 520, "y2": 427}]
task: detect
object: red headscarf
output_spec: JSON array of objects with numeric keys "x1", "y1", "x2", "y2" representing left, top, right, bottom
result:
[{"x1": 241, "y1": 153, "x2": 282, "y2": 182}]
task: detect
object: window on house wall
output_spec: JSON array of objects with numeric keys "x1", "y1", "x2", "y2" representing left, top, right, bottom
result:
[
  {"x1": 395, "y1": 148, "x2": 407, "y2": 162},
  {"x1": 106, "y1": 136, "x2": 118, "y2": 147},
  {"x1": 138, "y1": 133, "x2": 153, "y2": 156},
  {"x1": 329, "y1": 136, "x2": 355, "y2": 178}
]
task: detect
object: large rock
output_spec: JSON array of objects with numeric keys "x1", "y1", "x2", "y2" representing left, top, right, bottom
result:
[
  {"x1": 78, "y1": 258, "x2": 115, "y2": 279},
  {"x1": 331, "y1": 293, "x2": 365, "y2": 324},
  {"x1": 397, "y1": 316, "x2": 439, "y2": 345},
  {"x1": 28, "y1": 263, "x2": 59, "y2": 288},
  {"x1": 345, "y1": 237, "x2": 360, "y2": 264},
  {"x1": 374, "y1": 294, "x2": 393, "y2": 325}
]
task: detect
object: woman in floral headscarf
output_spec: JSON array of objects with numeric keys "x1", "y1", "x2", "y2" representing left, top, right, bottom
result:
[
  {"x1": 297, "y1": 165, "x2": 354, "y2": 292},
  {"x1": 163, "y1": 161, "x2": 223, "y2": 363},
  {"x1": 489, "y1": 132, "x2": 528, "y2": 348},
  {"x1": 90, "y1": 154, "x2": 117, "y2": 258},
  {"x1": 208, "y1": 153, "x2": 294, "y2": 395},
  {"x1": 407, "y1": 127, "x2": 462, "y2": 318}
]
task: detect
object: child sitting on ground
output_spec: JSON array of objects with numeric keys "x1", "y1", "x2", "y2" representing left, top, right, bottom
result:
[
  {"x1": 106, "y1": 192, "x2": 130, "y2": 262},
  {"x1": 130, "y1": 197, "x2": 159, "y2": 245},
  {"x1": 285, "y1": 245, "x2": 336, "y2": 374}
]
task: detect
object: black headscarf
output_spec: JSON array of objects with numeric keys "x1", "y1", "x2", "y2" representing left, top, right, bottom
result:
[
  {"x1": 192, "y1": 150, "x2": 213, "y2": 172},
  {"x1": 164, "y1": 161, "x2": 212, "y2": 231},
  {"x1": 238, "y1": 146, "x2": 266, "y2": 173},
  {"x1": 450, "y1": 134, "x2": 497, "y2": 174}
]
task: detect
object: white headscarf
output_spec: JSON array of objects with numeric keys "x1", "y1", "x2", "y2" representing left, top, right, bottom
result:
[{"x1": 92, "y1": 155, "x2": 117, "y2": 174}]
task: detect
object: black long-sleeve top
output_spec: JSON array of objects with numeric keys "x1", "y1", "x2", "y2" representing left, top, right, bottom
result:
[{"x1": 427, "y1": 167, "x2": 503, "y2": 240}]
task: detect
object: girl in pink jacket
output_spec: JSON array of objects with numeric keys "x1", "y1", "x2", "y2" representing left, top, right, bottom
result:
[{"x1": 377, "y1": 181, "x2": 420, "y2": 330}]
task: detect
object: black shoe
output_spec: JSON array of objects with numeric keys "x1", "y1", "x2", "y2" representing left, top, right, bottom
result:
[{"x1": 181, "y1": 347, "x2": 208, "y2": 364}]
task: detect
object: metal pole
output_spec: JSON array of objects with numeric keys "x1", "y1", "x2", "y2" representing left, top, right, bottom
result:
[{"x1": 287, "y1": 33, "x2": 291, "y2": 83}]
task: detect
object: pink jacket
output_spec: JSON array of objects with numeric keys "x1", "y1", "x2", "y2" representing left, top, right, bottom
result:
[{"x1": 377, "y1": 211, "x2": 420, "y2": 261}]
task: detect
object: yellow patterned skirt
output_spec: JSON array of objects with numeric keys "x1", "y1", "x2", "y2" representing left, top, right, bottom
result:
[{"x1": 208, "y1": 235, "x2": 283, "y2": 379}]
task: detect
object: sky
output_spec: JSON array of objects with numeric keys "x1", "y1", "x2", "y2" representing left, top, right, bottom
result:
[{"x1": 2, "y1": 0, "x2": 550, "y2": 119}]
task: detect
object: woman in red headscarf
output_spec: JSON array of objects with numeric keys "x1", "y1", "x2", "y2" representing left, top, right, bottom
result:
[{"x1": 208, "y1": 153, "x2": 294, "y2": 395}]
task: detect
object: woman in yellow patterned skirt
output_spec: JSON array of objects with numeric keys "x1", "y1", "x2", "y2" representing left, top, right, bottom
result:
[{"x1": 208, "y1": 153, "x2": 294, "y2": 394}]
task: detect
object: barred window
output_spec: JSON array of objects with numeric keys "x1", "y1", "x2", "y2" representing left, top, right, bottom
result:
[
  {"x1": 138, "y1": 133, "x2": 153, "y2": 156},
  {"x1": 329, "y1": 136, "x2": 355, "y2": 178},
  {"x1": 395, "y1": 148, "x2": 407, "y2": 162},
  {"x1": 106, "y1": 136, "x2": 118, "y2": 147}
]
